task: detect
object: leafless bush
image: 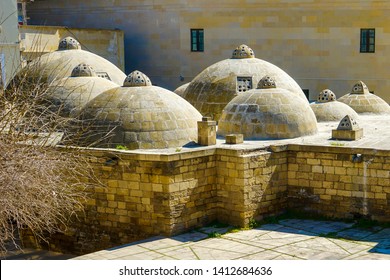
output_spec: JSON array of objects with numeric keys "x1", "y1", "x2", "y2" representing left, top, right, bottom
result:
[{"x1": 0, "y1": 56, "x2": 99, "y2": 254}]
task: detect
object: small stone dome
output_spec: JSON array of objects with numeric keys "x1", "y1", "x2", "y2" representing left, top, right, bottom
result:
[
  {"x1": 47, "y1": 63, "x2": 119, "y2": 117},
  {"x1": 24, "y1": 36, "x2": 126, "y2": 86},
  {"x1": 338, "y1": 81, "x2": 390, "y2": 114},
  {"x1": 182, "y1": 44, "x2": 307, "y2": 121},
  {"x1": 75, "y1": 71, "x2": 202, "y2": 149},
  {"x1": 310, "y1": 89, "x2": 359, "y2": 122},
  {"x1": 218, "y1": 76, "x2": 318, "y2": 139},
  {"x1": 232, "y1": 44, "x2": 255, "y2": 59},
  {"x1": 317, "y1": 89, "x2": 336, "y2": 103},
  {"x1": 58, "y1": 36, "x2": 82, "y2": 50},
  {"x1": 123, "y1": 70, "x2": 152, "y2": 87},
  {"x1": 71, "y1": 63, "x2": 96, "y2": 77},
  {"x1": 258, "y1": 76, "x2": 276, "y2": 89}
]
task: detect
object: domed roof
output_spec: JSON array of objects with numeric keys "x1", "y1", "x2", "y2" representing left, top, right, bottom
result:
[
  {"x1": 338, "y1": 81, "x2": 390, "y2": 114},
  {"x1": 232, "y1": 44, "x2": 255, "y2": 59},
  {"x1": 58, "y1": 36, "x2": 82, "y2": 50},
  {"x1": 174, "y1": 82, "x2": 190, "y2": 97},
  {"x1": 25, "y1": 37, "x2": 126, "y2": 86},
  {"x1": 310, "y1": 89, "x2": 359, "y2": 122},
  {"x1": 181, "y1": 44, "x2": 307, "y2": 121},
  {"x1": 317, "y1": 89, "x2": 336, "y2": 103},
  {"x1": 74, "y1": 71, "x2": 202, "y2": 149},
  {"x1": 71, "y1": 63, "x2": 96, "y2": 77},
  {"x1": 123, "y1": 70, "x2": 152, "y2": 87},
  {"x1": 47, "y1": 63, "x2": 119, "y2": 117},
  {"x1": 218, "y1": 76, "x2": 318, "y2": 139}
]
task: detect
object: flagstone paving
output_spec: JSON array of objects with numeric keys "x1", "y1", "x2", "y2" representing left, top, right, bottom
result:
[{"x1": 73, "y1": 219, "x2": 390, "y2": 260}]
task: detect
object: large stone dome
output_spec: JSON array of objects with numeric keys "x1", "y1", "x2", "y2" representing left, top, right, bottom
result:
[
  {"x1": 75, "y1": 71, "x2": 202, "y2": 149},
  {"x1": 338, "y1": 81, "x2": 390, "y2": 114},
  {"x1": 218, "y1": 76, "x2": 317, "y2": 139},
  {"x1": 47, "y1": 63, "x2": 119, "y2": 117},
  {"x1": 310, "y1": 89, "x2": 359, "y2": 122},
  {"x1": 25, "y1": 37, "x2": 126, "y2": 86},
  {"x1": 181, "y1": 44, "x2": 307, "y2": 121},
  {"x1": 174, "y1": 82, "x2": 190, "y2": 97}
]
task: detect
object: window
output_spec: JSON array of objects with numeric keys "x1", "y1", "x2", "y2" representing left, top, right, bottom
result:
[
  {"x1": 236, "y1": 77, "x2": 253, "y2": 93},
  {"x1": 360, "y1": 29, "x2": 375, "y2": 53},
  {"x1": 96, "y1": 72, "x2": 112, "y2": 81},
  {"x1": 191, "y1": 29, "x2": 204, "y2": 52}
]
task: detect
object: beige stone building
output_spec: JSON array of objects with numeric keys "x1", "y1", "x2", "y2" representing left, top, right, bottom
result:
[
  {"x1": 25, "y1": 0, "x2": 390, "y2": 102},
  {"x1": 0, "y1": 0, "x2": 20, "y2": 88}
]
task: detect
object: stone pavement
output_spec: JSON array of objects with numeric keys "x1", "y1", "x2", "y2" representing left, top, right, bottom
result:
[{"x1": 73, "y1": 219, "x2": 390, "y2": 260}]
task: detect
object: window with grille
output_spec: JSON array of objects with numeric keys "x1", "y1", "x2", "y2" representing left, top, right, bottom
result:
[
  {"x1": 360, "y1": 29, "x2": 375, "y2": 53},
  {"x1": 237, "y1": 77, "x2": 253, "y2": 93},
  {"x1": 191, "y1": 29, "x2": 204, "y2": 52}
]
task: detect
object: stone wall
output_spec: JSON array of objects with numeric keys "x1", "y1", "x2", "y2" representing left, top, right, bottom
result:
[
  {"x1": 23, "y1": 144, "x2": 390, "y2": 254},
  {"x1": 35, "y1": 148, "x2": 219, "y2": 254},
  {"x1": 216, "y1": 148, "x2": 288, "y2": 227},
  {"x1": 19, "y1": 25, "x2": 125, "y2": 71},
  {"x1": 287, "y1": 145, "x2": 390, "y2": 221}
]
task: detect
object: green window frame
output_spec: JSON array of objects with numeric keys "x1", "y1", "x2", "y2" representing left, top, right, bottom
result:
[
  {"x1": 191, "y1": 29, "x2": 204, "y2": 52},
  {"x1": 360, "y1": 28, "x2": 375, "y2": 53}
]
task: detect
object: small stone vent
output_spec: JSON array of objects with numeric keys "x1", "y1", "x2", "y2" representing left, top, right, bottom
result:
[
  {"x1": 123, "y1": 70, "x2": 152, "y2": 87},
  {"x1": 351, "y1": 81, "x2": 370, "y2": 95},
  {"x1": 337, "y1": 115, "x2": 359, "y2": 131},
  {"x1": 71, "y1": 63, "x2": 96, "y2": 77},
  {"x1": 317, "y1": 89, "x2": 336, "y2": 103},
  {"x1": 258, "y1": 76, "x2": 276, "y2": 89},
  {"x1": 237, "y1": 77, "x2": 253, "y2": 93},
  {"x1": 232, "y1": 44, "x2": 255, "y2": 59},
  {"x1": 58, "y1": 37, "x2": 81, "y2": 50}
]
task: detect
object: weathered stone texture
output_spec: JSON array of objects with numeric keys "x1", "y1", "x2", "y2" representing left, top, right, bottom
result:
[
  {"x1": 26, "y1": 144, "x2": 390, "y2": 254},
  {"x1": 287, "y1": 145, "x2": 390, "y2": 221}
]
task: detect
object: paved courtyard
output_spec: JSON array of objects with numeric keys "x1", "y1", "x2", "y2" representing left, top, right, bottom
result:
[{"x1": 73, "y1": 219, "x2": 390, "y2": 260}]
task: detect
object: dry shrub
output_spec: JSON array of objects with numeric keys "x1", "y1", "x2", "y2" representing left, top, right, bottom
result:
[{"x1": 0, "y1": 57, "x2": 99, "y2": 254}]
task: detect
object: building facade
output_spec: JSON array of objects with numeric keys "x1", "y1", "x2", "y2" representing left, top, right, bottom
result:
[
  {"x1": 0, "y1": 0, "x2": 20, "y2": 88},
  {"x1": 19, "y1": 25, "x2": 125, "y2": 71},
  {"x1": 26, "y1": 0, "x2": 390, "y2": 102}
]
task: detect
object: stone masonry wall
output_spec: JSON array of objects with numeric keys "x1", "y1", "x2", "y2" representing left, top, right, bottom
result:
[
  {"x1": 39, "y1": 148, "x2": 218, "y2": 254},
  {"x1": 23, "y1": 144, "x2": 390, "y2": 254},
  {"x1": 216, "y1": 148, "x2": 288, "y2": 227},
  {"x1": 287, "y1": 145, "x2": 390, "y2": 221}
]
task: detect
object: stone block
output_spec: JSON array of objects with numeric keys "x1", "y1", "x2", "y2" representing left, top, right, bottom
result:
[
  {"x1": 225, "y1": 134, "x2": 244, "y2": 144},
  {"x1": 331, "y1": 128, "x2": 363, "y2": 140}
]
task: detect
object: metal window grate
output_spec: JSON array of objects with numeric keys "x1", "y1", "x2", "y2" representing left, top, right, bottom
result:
[
  {"x1": 360, "y1": 28, "x2": 375, "y2": 53},
  {"x1": 191, "y1": 29, "x2": 204, "y2": 52}
]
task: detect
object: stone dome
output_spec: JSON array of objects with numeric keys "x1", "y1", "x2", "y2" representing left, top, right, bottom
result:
[
  {"x1": 181, "y1": 44, "x2": 307, "y2": 121},
  {"x1": 47, "y1": 63, "x2": 119, "y2": 117},
  {"x1": 218, "y1": 76, "x2": 318, "y2": 139},
  {"x1": 71, "y1": 63, "x2": 96, "y2": 77},
  {"x1": 232, "y1": 44, "x2": 255, "y2": 59},
  {"x1": 25, "y1": 37, "x2": 126, "y2": 86},
  {"x1": 174, "y1": 82, "x2": 190, "y2": 97},
  {"x1": 75, "y1": 71, "x2": 202, "y2": 149},
  {"x1": 310, "y1": 89, "x2": 359, "y2": 122},
  {"x1": 58, "y1": 36, "x2": 82, "y2": 50},
  {"x1": 338, "y1": 81, "x2": 390, "y2": 114}
]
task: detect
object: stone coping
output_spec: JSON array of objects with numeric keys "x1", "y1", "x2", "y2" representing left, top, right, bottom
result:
[{"x1": 55, "y1": 114, "x2": 390, "y2": 160}]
